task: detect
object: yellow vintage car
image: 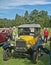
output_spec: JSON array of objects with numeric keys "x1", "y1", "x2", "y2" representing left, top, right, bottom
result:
[{"x1": 13, "y1": 24, "x2": 41, "y2": 63}]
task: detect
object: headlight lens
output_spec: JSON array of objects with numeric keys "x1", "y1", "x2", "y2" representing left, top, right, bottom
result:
[{"x1": 27, "y1": 44, "x2": 31, "y2": 48}]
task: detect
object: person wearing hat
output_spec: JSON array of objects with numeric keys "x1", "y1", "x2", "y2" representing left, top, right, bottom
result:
[{"x1": 12, "y1": 26, "x2": 18, "y2": 41}]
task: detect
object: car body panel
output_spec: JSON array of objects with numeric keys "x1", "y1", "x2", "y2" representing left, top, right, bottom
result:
[{"x1": 17, "y1": 35, "x2": 38, "y2": 46}]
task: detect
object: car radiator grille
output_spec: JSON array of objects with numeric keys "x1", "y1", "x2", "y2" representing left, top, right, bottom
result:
[{"x1": 16, "y1": 39, "x2": 26, "y2": 48}]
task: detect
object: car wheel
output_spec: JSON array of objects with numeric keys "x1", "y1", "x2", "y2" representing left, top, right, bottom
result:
[
  {"x1": 32, "y1": 51, "x2": 38, "y2": 64},
  {"x1": 3, "y1": 49, "x2": 8, "y2": 61}
]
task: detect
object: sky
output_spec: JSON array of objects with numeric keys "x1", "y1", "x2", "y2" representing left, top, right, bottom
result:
[{"x1": 0, "y1": 0, "x2": 51, "y2": 19}]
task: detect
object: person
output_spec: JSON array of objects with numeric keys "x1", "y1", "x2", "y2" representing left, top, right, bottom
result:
[
  {"x1": 12, "y1": 26, "x2": 18, "y2": 41},
  {"x1": 38, "y1": 35, "x2": 49, "y2": 55},
  {"x1": 43, "y1": 28, "x2": 49, "y2": 43},
  {"x1": 32, "y1": 35, "x2": 49, "y2": 57},
  {"x1": 9, "y1": 27, "x2": 13, "y2": 40},
  {"x1": 6, "y1": 28, "x2": 13, "y2": 40}
]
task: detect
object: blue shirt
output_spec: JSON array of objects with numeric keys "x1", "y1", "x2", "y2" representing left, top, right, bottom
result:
[{"x1": 32, "y1": 38, "x2": 42, "y2": 50}]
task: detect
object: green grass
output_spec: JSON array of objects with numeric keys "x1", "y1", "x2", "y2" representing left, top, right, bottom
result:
[
  {"x1": 0, "y1": 47, "x2": 49, "y2": 65},
  {"x1": 0, "y1": 28, "x2": 51, "y2": 65}
]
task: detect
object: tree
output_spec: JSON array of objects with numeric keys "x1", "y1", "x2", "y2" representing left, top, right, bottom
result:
[
  {"x1": 49, "y1": 16, "x2": 51, "y2": 27},
  {"x1": 37, "y1": 10, "x2": 49, "y2": 27},
  {"x1": 24, "y1": 10, "x2": 29, "y2": 23},
  {"x1": 29, "y1": 9, "x2": 39, "y2": 23},
  {"x1": 0, "y1": 9, "x2": 50, "y2": 27}
]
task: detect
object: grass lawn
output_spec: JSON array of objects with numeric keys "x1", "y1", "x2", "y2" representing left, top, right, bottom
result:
[
  {"x1": 0, "y1": 47, "x2": 49, "y2": 65},
  {"x1": 0, "y1": 28, "x2": 51, "y2": 65}
]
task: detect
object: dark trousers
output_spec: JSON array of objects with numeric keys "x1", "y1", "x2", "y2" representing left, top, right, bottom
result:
[
  {"x1": 44, "y1": 36, "x2": 48, "y2": 43},
  {"x1": 38, "y1": 46, "x2": 49, "y2": 54}
]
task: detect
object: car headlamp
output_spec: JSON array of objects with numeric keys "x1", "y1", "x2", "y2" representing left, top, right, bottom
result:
[{"x1": 27, "y1": 44, "x2": 31, "y2": 48}]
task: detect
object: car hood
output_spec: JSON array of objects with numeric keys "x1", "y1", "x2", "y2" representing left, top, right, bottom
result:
[{"x1": 18, "y1": 35, "x2": 38, "y2": 46}]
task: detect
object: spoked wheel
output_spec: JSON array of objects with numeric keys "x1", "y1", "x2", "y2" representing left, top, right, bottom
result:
[
  {"x1": 3, "y1": 49, "x2": 8, "y2": 61},
  {"x1": 32, "y1": 51, "x2": 38, "y2": 64},
  {"x1": 3, "y1": 49, "x2": 12, "y2": 61}
]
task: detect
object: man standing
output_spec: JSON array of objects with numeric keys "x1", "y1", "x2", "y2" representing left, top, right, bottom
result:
[{"x1": 43, "y1": 28, "x2": 49, "y2": 43}]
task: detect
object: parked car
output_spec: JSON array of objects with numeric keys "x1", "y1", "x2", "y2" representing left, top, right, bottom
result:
[
  {"x1": 12, "y1": 24, "x2": 41, "y2": 64},
  {"x1": 0, "y1": 33, "x2": 6, "y2": 46}
]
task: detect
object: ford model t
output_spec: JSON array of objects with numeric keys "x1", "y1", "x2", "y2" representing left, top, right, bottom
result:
[{"x1": 13, "y1": 24, "x2": 41, "y2": 63}]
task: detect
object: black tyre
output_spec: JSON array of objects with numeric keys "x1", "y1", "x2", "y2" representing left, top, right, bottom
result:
[
  {"x1": 3, "y1": 49, "x2": 12, "y2": 61},
  {"x1": 32, "y1": 51, "x2": 38, "y2": 64},
  {"x1": 3, "y1": 49, "x2": 8, "y2": 61}
]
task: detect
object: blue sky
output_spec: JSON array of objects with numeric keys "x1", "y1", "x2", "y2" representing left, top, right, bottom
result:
[{"x1": 0, "y1": 0, "x2": 51, "y2": 19}]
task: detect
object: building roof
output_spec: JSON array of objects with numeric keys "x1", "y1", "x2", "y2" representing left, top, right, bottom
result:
[{"x1": 18, "y1": 24, "x2": 41, "y2": 28}]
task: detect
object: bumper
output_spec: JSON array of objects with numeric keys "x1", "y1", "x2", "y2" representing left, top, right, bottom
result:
[
  {"x1": 13, "y1": 47, "x2": 28, "y2": 58},
  {"x1": 15, "y1": 47, "x2": 27, "y2": 53}
]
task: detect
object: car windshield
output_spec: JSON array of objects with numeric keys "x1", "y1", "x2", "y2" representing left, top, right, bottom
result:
[{"x1": 18, "y1": 27, "x2": 40, "y2": 36}]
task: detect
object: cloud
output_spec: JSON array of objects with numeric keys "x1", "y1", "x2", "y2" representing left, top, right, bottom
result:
[{"x1": 0, "y1": 0, "x2": 51, "y2": 9}]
